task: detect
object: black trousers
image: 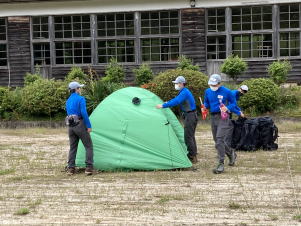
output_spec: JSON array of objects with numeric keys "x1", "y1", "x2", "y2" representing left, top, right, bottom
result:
[
  {"x1": 183, "y1": 111, "x2": 198, "y2": 157},
  {"x1": 68, "y1": 120, "x2": 93, "y2": 168}
]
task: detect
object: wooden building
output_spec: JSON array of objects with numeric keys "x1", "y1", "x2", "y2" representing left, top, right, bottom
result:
[{"x1": 0, "y1": 0, "x2": 300, "y2": 86}]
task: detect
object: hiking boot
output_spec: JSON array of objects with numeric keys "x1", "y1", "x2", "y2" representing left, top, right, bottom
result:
[
  {"x1": 228, "y1": 152, "x2": 237, "y2": 166},
  {"x1": 212, "y1": 163, "x2": 224, "y2": 174},
  {"x1": 85, "y1": 166, "x2": 93, "y2": 176},
  {"x1": 188, "y1": 155, "x2": 198, "y2": 164},
  {"x1": 67, "y1": 167, "x2": 75, "y2": 175}
]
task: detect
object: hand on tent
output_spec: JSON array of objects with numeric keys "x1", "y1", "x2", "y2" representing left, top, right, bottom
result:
[
  {"x1": 156, "y1": 104, "x2": 163, "y2": 109},
  {"x1": 87, "y1": 128, "x2": 92, "y2": 133}
]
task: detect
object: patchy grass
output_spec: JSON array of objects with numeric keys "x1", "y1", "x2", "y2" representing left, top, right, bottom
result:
[
  {"x1": 0, "y1": 120, "x2": 300, "y2": 225},
  {"x1": 15, "y1": 208, "x2": 30, "y2": 215},
  {"x1": 0, "y1": 168, "x2": 15, "y2": 176},
  {"x1": 228, "y1": 202, "x2": 242, "y2": 210},
  {"x1": 293, "y1": 215, "x2": 301, "y2": 222}
]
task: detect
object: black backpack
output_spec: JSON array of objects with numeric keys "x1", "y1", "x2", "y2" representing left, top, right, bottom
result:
[{"x1": 231, "y1": 117, "x2": 278, "y2": 151}]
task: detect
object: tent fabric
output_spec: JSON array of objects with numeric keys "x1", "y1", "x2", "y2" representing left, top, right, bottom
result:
[{"x1": 75, "y1": 87, "x2": 192, "y2": 171}]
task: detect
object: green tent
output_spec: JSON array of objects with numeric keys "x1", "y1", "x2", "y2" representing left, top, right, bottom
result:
[{"x1": 76, "y1": 87, "x2": 192, "y2": 171}]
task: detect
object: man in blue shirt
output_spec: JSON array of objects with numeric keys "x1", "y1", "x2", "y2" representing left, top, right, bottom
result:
[
  {"x1": 66, "y1": 81, "x2": 93, "y2": 175},
  {"x1": 232, "y1": 85, "x2": 249, "y2": 101},
  {"x1": 156, "y1": 76, "x2": 198, "y2": 164},
  {"x1": 203, "y1": 74, "x2": 244, "y2": 174},
  {"x1": 231, "y1": 85, "x2": 248, "y2": 118}
]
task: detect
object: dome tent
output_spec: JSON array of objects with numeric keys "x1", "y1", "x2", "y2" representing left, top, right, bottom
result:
[{"x1": 75, "y1": 87, "x2": 192, "y2": 171}]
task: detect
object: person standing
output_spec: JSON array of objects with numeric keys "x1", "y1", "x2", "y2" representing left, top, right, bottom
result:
[
  {"x1": 230, "y1": 85, "x2": 249, "y2": 119},
  {"x1": 232, "y1": 85, "x2": 249, "y2": 102},
  {"x1": 203, "y1": 74, "x2": 244, "y2": 174},
  {"x1": 66, "y1": 81, "x2": 93, "y2": 175},
  {"x1": 156, "y1": 76, "x2": 198, "y2": 164}
]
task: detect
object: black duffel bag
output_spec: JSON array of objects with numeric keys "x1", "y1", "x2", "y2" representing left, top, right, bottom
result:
[{"x1": 231, "y1": 116, "x2": 278, "y2": 151}]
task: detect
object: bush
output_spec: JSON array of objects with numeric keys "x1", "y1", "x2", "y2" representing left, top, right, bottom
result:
[
  {"x1": 177, "y1": 55, "x2": 200, "y2": 71},
  {"x1": 238, "y1": 78, "x2": 280, "y2": 114},
  {"x1": 24, "y1": 72, "x2": 42, "y2": 86},
  {"x1": 220, "y1": 55, "x2": 247, "y2": 82},
  {"x1": 278, "y1": 86, "x2": 301, "y2": 109},
  {"x1": 0, "y1": 88, "x2": 23, "y2": 120},
  {"x1": 268, "y1": 60, "x2": 292, "y2": 85},
  {"x1": 65, "y1": 67, "x2": 88, "y2": 83},
  {"x1": 84, "y1": 79, "x2": 125, "y2": 113},
  {"x1": 147, "y1": 69, "x2": 208, "y2": 111},
  {"x1": 22, "y1": 79, "x2": 69, "y2": 116},
  {"x1": 103, "y1": 58, "x2": 125, "y2": 83},
  {"x1": 133, "y1": 64, "x2": 154, "y2": 86}
]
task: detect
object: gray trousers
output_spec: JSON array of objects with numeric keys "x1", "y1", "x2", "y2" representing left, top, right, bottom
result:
[
  {"x1": 68, "y1": 120, "x2": 93, "y2": 168},
  {"x1": 184, "y1": 111, "x2": 198, "y2": 157},
  {"x1": 211, "y1": 114, "x2": 234, "y2": 163}
]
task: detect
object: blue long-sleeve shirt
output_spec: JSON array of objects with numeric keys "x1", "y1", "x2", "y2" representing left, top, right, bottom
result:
[
  {"x1": 162, "y1": 87, "x2": 196, "y2": 112},
  {"x1": 66, "y1": 93, "x2": 92, "y2": 128},
  {"x1": 232, "y1": 90, "x2": 240, "y2": 101},
  {"x1": 204, "y1": 86, "x2": 241, "y2": 116}
]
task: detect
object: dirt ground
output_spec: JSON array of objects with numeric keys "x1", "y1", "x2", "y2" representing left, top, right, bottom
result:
[{"x1": 0, "y1": 121, "x2": 300, "y2": 226}]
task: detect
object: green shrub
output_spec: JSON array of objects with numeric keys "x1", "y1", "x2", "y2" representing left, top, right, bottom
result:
[
  {"x1": 278, "y1": 86, "x2": 301, "y2": 109},
  {"x1": 148, "y1": 69, "x2": 208, "y2": 111},
  {"x1": 22, "y1": 79, "x2": 69, "y2": 116},
  {"x1": 24, "y1": 72, "x2": 42, "y2": 86},
  {"x1": 238, "y1": 78, "x2": 280, "y2": 114},
  {"x1": 268, "y1": 60, "x2": 292, "y2": 85},
  {"x1": 103, "y1": 58, "x2": 125, "y2": 83},
  {"x1": 0, "y1": 88, "x2": 23, "y2": 120},
  {"x1": 65, "y1": 67, "x2": 88, "y2": 83},
  {"x1": 133, "y1": 64, "x2": 154, "y2": 86},
  {"x1": 220, "y1": 55, "x2": 247, "y2": 82},
  {"x1": 84, "y1": 79, "x2": 125, "y2": 113},
  {"x1": 177, "y1": 55, "x2": 200, "y2": 71}
]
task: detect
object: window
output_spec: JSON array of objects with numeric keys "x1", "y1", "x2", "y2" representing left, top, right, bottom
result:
[
  {"x1": 280, "y1": 4, "x2": 300, "y2": 29},
  {"x1": 0, "y1": 18, "x2": 7, "y2": 66},
  {"x1": 0, "y1": 18, "x2": 6, "y2": 41},
  {"x1": 0, "y1": 44, "x2": 7, "y2": 66},
  {"x1": 97, "y1": 12, "x2": 135, "y2": 63},
  {"x1": 232, "y1": 34, "x2": 272, "y2": 58},
  {"x1": 97, "y1": 13, "x2": 135, "y2": 37},
  {"x1": 55, "y1": 41, "x2": 91, "y2": 64},
  {"x1": 54, "y1": 15, "x2": 90, "y2": 38},
  {"x1": 232, "y1": 35, "x2": 251, "y2": 58},
  {"x1": 141, "y1": 11, "x2": 179, "y2": 35},
  {"x1": 207, "y1": 36, "x2": 226, "y2": 59},
  {"x1": 141, "y1": 38, "x2": 179, "y2": 62},
  {"x1": 280, "y1": 32, "x2": 300, "y2": 56},
  {"x1": 32, "y1": 17, "x2": 49, "y2": 39},
  {"x1": 141, "y1": 11, "x2": 180, "y2": 62},
  {"x1": 207, "y1": 8, "x2": 225, "y2": 32},
  {"x1": 232, "y1": 6, "x2": 272, "y2": 31},
  {"x1": 33, "y1": 43, "x2": 50, "y2": 65},
  {"x1": 98, "y1": 40, "x2": 135, "y2": 63}
]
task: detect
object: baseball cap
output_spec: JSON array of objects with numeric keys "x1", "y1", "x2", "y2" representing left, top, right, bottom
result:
[
  {"x1": 68, "y1": 81, "x2": 85, "y2": 90},
  {"x1": 208, "y1": 74, "x2": 221, "y2": 86},
  {"x1": 240, "y1": 85, "x2": 249, "y2": 92},
  {"x1": 172, "y1": 76, "x2": 186, "y2": 84}
]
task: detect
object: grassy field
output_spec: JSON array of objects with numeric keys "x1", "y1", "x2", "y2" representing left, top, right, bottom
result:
[{"x1": 0, "y1": 121, "x2": 300, "y2": 225}]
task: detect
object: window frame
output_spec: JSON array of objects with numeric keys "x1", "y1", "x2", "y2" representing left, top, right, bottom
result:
[
  {"x1": 278, "y1": 3, "x2": 301, "y2": 59},
  {"x1": 0, "y1": 17, "x2": 8, "y2": 69},
  {"x1": 95, "y1": 12, "x2": 137, "y2": 65},
  {"x1": 139, "y1": 10, "x2": 182, "y2": 64}
]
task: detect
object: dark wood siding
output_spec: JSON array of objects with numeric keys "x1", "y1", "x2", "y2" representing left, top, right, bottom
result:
[
  {"x1": 181, "y1": 8, "x2": 206, "y2": 73},
  {"x1": 0, "y1": 69, "x2": 9, "y2": 86},
  {"x1": 7, "y1": 16, "x2": 31, "y2": 87},
  {"x1": 239, "y1": 59, "x2": 301, "y2": 83}
]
